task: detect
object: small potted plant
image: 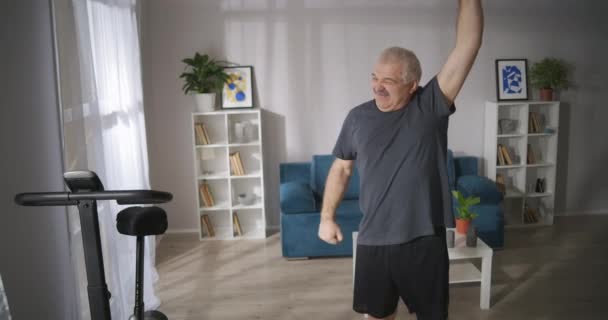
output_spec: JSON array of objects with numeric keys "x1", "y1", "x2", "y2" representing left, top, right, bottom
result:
[
  {"x1": 529, "y1": 58, "x2": 570, "y2": 101},
  {"x1": 179, "y1": 52, "x2": 229, "y2": 112},
  {"x1": 452, "y1": 190, "x2": 480, "y2": 234}
]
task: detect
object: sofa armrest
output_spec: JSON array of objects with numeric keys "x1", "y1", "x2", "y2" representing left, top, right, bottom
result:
[
  {"x1": 456, "y1": 175, "x2": 503, "y2": 205},
  {"x1": 280, "y1": 162, "x2": 311, "y2": 184},
  {"x1": 280, "y1": 182, "x2": 317, "y2": 214}
]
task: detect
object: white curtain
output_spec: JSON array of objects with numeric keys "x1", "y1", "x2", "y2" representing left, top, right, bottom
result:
[{"x1": 68, "y1": 0, "x2": 160, "y2": 318}]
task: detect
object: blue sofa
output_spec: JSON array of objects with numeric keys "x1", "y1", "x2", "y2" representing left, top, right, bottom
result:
[{"x1": 279, "y1": 150, "x2": 504, "y2": 259}]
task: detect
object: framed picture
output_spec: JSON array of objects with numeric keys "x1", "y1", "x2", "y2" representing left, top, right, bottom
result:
[
  {"x1": 495, "y1": 59, "x2": 528, "y2": 101},
  {"x1": 222, "y1": 66, "x2": 254, "y2": 109}
]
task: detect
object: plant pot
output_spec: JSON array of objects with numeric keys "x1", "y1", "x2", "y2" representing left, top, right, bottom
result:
[
  {"x1": 456, "y1": 218, "x2": 471, "y2": 234},
  {"x1": 539, "y1": 88, "x2": 553, "y2": 101},
  {"x1": 194, "y1": 93, "x2": 216, "y2": 112}
]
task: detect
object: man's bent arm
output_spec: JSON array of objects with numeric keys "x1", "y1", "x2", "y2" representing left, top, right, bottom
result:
[
  {"x1": 437, "y1": 0, "x2": 484, "y2": 105},
  {"x1": 320, "y1": 159, "x2": 354, "y2": 221}
]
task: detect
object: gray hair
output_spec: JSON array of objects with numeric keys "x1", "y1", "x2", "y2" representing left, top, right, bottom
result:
[{"x1": 378, "y1": 47, "x2": 422, "y2": 82}]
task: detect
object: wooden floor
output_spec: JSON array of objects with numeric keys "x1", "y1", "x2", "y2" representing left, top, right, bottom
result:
[{"x1": 155, "y1": 215, "x2": 608, "y2": 319}]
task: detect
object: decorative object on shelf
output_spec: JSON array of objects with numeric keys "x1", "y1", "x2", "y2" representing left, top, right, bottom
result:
[
  {"x1": 233, "y1": 212, "x2": 243, "y2": 236},
  {"x1": 529, "y1": 57, "x2": 570, "y2": 101},
  {"x1": 237, "y1": 192, "x2": 255, "y2": 206},
  {"x1": 495, "y1": 59, "x2": 529, "y2": 101},
  {"x1": 535, "y1": 178, "x2": 546, "y2": 193},
  {"x1": 498, "y1": 118, "x2": 518, "y2": 134},
  {"x1": 452, "y1": 190, "x2": 480, "y2": 234},
  {"x1": 233, "y1": 121, "x2": 253, "y2": 143},
  {"x1": 222, "y1": 66, "x2": 254, "y2": 109},
  {"x1": 180, "y1": 52, "x2": 229, "y2": 112},
  {"x1": 201, "y1": 214, "x2": 215, "y2": 237},
  {"x1": 446, "y1": 229, "x2": 455, "y2": 248},
  {"x1": 466, "y1": 225, "x2": 478, "y2": 247}
]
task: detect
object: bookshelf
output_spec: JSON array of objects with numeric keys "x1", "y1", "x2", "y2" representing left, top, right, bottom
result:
[
  {"x1": 484, "y1": 101, "x2": 560, "y2": 227},
  {"x1": 191, "y1": 109, "x2": 266, "y2": 240}
]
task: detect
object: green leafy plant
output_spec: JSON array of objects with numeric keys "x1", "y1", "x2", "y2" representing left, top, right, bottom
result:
[
  {"x1": 529, "y1": 58, "x2": 570, "y2": 90},
  {"x1": 179, "y1": 53, "x2": 229, "y2": 94},
  {"x1": 452, "y1": 190, "x2": 480, "y2": 221}
]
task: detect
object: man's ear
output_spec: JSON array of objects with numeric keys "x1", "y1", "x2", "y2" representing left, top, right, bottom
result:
[{"x1": 408, "y1": 80, "x2": 419, "y2": 94}]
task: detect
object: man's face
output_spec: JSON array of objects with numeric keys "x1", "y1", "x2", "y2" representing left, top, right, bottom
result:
[{"x1": 371, "y1": 62, "x2": 418, "y2": 112}]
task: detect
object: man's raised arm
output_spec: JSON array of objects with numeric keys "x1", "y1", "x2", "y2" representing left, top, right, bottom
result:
[{"x1": 437, "y1": 0, "x2": 484, "y2": 105}]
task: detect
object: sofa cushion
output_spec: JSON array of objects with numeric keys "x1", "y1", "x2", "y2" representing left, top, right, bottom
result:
[
  {"x1": 280, "y1": 182, "x2": 317, "y2": 214},
  {"x1": 336, "y1": 200, "x2": 363, "y2": 216},
  {"x1": 311, "y1": 155, "x2": 360, "y2": 200},
  {"x1": 457, "y1": 175, "x2": 503, "y2": 204}
]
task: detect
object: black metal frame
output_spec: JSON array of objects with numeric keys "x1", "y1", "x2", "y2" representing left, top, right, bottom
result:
[{"x1": 15, "y1": 188, "x2": 172, "y2": 320}]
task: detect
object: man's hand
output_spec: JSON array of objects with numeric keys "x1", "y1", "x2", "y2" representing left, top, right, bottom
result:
[{"x1": 318, "y1": 217, "x2": 344, "y2": 245}]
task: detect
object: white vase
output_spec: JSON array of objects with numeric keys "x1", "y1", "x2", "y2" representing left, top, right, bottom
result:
[{"x1": 194, "y1": 93, "x2": 216, "y2": 112}]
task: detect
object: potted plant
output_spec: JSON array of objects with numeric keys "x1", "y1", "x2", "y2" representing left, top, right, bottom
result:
[
  {"x1": 452, "y1": 190, "x2": 480, "y2": 234},
  {"x1": 529, "y1": 58, "x2": 570, "y2": 101},
  {"x1": 179, "y1": 52, "x2": 229, "y2": 112}
]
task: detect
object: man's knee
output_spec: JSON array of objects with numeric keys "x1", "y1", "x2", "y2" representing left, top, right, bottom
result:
[{"x1": 366, "y1": 310, "x2": 397, "y2": 320}]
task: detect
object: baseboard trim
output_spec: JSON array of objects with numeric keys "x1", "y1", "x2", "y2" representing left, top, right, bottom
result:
[
  {"x1": 165, "y1": 228, "x2": 199, "y2": 234},
  {"x1": 166, "y1": 226, "x2": 279, "y2": 235},
  {"x1": 555, "y1": 210, "x2": 608, "y2": 216}
]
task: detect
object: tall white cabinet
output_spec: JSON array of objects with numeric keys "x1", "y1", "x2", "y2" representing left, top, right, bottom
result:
[
  {"x1": 191, "y1": 109, "x2": 266, "y2": 240},
  {"x1": 484, "y1": 101, "x2": 560, "y2": 227}
]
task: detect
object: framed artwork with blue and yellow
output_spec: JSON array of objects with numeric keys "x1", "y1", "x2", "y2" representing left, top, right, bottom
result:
[
  {"x1": 495, "y1": 59, "x2": 528, "y2": 101},
  {"x1": 222, "y1": 66, "x2": 254, "y2": 109}
]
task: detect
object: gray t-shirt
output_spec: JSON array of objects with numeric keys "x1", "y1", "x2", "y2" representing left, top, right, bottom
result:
[{"x1": 332, "y1": 76, "x2": 456, "y2": 246}]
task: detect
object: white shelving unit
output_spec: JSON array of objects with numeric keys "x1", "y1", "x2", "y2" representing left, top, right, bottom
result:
[
  {"x1": 191, "y1": 109, "x2": 266, "y2": 240},
  {"x1": 484, "y1": 101, "x2": 560, "y2": 227}
]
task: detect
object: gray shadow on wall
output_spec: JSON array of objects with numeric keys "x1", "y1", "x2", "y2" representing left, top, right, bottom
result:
[
  {"x1": 261, "y1": 109, "x2": 286, "y2": 233},
  {"x1": 554, "y1": 102, "x2": 570, "y2": 214}
]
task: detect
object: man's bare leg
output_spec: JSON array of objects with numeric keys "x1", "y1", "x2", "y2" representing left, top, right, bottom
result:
[{"x1": 366, "y1": 311, "x2": 397, "y2": 320}]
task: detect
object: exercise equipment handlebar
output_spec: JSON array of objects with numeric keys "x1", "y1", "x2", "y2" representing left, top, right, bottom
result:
[{"x1": 15, "y1": 190, "x2": 173, "y2": 206}]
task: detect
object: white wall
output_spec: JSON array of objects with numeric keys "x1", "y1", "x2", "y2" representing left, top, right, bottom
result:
[
  {"x1": 142, "y1": 0, "x2": 608, "y2": 232},
  {"x1": 0, "y1": 0, "x2": 76, "y2": 319}
]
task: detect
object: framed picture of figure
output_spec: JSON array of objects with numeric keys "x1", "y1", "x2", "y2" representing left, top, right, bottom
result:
[
  {"x1": 222, "y1": 66, "x2": 254, "y2": 109},
  {"x1": 495, "y1": 59, "x2": 529, "y2": 101}
]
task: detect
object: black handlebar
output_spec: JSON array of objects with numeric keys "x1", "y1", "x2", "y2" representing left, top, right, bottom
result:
[{"x1": 15, "y1": 190, "x2": 173, "y2": 206}]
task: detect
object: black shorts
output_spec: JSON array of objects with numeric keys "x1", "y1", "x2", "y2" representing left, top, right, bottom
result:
[{"x1": 353, "y1": 228, "x2": 449, "y2": 319}]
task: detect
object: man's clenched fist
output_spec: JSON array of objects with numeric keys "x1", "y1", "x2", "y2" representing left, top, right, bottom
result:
[{"x1": 318, "y1": 217, "x2": 344, "y2": 245}]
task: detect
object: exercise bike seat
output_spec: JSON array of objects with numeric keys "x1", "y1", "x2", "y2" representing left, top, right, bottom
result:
[{"x1": 116, "y1": 206, "x2": 168, "y2": 236}]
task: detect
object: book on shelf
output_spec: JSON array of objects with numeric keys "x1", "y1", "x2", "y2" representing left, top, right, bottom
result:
[
  {"x1": 524, "y1": 205, "x2": 538, "y2": 223},
  {"x1": 195, "y1": 123, "x2": 211, "y2": 145},
  {"x1": 233, "y1": 212, "x2": 243, "y2": 236},
  {"x1": 201, "y1": 214, "x2": 215, "y2": 237},
  {"x1": 528, "y1": 112, "x2": 542, "y2": 133},
  {"x1": 199, "y1": 181, "x2": 215, "y2": 207},
  {"x1": 497, "y1": 145, "x2": 506, "y2": 165},
  {"x1": 497, "y1": 144, "x2": 513, "y2": 165},
  {"x1": 229, "y1": 153, "x2": 239, "y2": 175},
  {"x1": 229, "y1": 152, "x2": 246, "y2": 176},
  {"x1": 495, "y1": 173, "x2": 506, "y2": 195},
  {"x1": 527, "y1": 144, "x2": 536, "y2": 164}
]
